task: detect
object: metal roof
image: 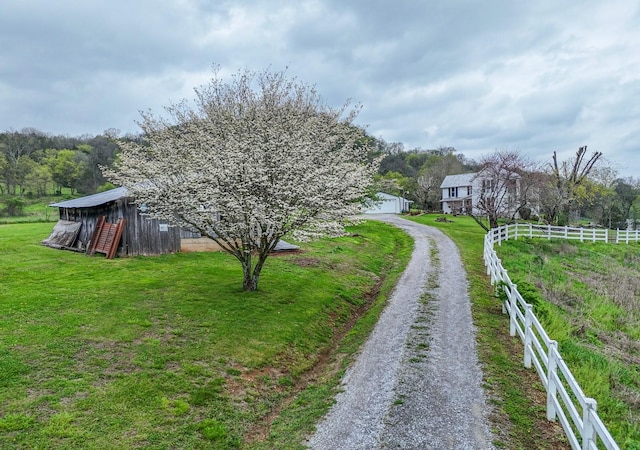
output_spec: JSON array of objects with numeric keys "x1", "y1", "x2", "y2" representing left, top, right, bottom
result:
[
  {"x1": 374, "y1": 191, "x2": 412, "y2": 202},
  {"x1": 439, "y1": 173, "x2": 477, "y2": 189},
  {"x1": 49, "y1": 187, "x2": 131, "y2": 208},
  {"x1": 273, "y1": 240, "x2": 299, "y2": 251}
]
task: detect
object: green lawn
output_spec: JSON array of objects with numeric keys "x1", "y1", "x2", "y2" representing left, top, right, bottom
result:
[
  {"x1": 0, "y1": 220, "x2": 412, "y2": 449},
  {"x1": 0, "y1": 194, "x2": 69, "y2": 224},
  {"x1": 494, "y1": 237, "x2": 640, "y2": 448}
]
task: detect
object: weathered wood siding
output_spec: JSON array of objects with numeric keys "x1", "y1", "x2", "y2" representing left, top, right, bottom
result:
[{"x1": 57, "y1": 197, "x2": 182, "y2": 256}]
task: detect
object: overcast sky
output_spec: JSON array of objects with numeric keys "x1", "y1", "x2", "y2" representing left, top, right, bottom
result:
[{"x1": 2, "y1": 1, "x2": 639, "y2": 176}]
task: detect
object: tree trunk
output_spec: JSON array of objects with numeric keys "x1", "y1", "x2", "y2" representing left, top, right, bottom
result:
[
  {"x1": 470, "y1": 214, "x2": 490, "y2": 232},
  {"x1": 240, "y1": 249, "x2": 269, "y2": 291},
  {"x1": 243, "y1": 271, "x2": 259, "y2": 291},
  {"x1": 240, "y1": 255, "x2": 258, "y2": 292}
]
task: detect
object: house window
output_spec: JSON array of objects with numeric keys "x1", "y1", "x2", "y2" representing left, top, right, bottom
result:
[
  {"x1": 482, "y1": 179, "x2": 495, "y2": 192},
  {"x1": 467, "y1": 186, "x2": 472, "y2": 196},
  {"x1": 448, "y1": 187, "x2": 458, "y2": 198}
]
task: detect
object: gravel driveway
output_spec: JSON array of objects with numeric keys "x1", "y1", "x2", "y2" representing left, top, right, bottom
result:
[{"x1": 307, "y1": 215, "x2": 495, "y2": 450}]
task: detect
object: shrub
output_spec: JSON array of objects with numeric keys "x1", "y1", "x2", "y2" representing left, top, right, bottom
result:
[
  {"x1": 2, "y1": 197, "x2": 26, "y2": 216},
  {"x1": 518, "y1": 206, "x2": 532, "y2": 221}
]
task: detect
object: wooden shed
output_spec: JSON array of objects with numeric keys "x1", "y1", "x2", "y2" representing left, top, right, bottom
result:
[{"x1": 45, "y1": 187, "x2": 184, "y2": 257}]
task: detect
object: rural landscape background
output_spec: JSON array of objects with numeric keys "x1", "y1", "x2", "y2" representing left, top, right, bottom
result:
[
  {"x1": 1, "y1": 131, "x2": 639, "y2": 447},
  {"x1": 3, "y1": 1, "x2": 640, "y2": 448}
]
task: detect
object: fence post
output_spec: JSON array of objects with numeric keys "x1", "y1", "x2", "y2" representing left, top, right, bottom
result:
[
  {"x1": 484, "y1": 243, "x2": 493, "y2": 275},
  {"x1": 546, "y1": 341, "x2": 559, "y2": 421},
  {"x1": 582, "y1": 398, "x2": 597, "y2": 450},
  {"x1": 501, "y1": 281, "x2": 507, "y2": 314},
  {"x1": 529, "y1": 223, "x2": 533, "y2": 238},
  {"x1": 509, "y1": 284, "x2": 518, "y2": 337},
  {"x1": 524, "y1": 304, "x2": 533, "y2": 368},
  {"x1": 580, "y1": 228, "x2": 584, "y2": 242},
  {"x1": 547, "y1": 224, "x2": 551, "y2": 240}
]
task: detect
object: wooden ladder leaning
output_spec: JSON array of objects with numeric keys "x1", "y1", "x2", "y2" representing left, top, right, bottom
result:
[{"x1": 86, "y1": 216, "x2": 126, "y2": 259}]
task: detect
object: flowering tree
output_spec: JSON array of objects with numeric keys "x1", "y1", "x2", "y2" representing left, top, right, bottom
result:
[
  {"x1": 105, "y1": 68, "x2": 381, "y2": 291},
  {"x1": 471, "y1": 150, "x2": 538, "y2": 230}
]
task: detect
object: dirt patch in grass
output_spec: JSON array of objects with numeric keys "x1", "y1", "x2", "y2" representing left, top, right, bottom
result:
[
  {"x1": 597, "y1": 331, "x2": 640, "y2": 366},
  {"x1": 73, "y1": 340, "x2": 139, "y2": 378},
  {"x1": 289, "y1": 257, "x2": 322, "y2": 268},
  {"x1": 577, "y1": 268, "x2": 640, "y2": 313}
]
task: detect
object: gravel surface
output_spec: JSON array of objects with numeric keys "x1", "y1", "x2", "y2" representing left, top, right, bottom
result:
[{"x1": 307, "y1": 215, "x2": 495, "y2": 450}]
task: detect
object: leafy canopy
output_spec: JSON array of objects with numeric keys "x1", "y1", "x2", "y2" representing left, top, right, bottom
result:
[{"x1": 105, "y1": 67, "x2": 381, "y2": 290}]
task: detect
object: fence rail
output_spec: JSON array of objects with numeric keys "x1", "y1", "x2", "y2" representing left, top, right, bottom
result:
[
  {"x1": 489, "y1": 222, "x2": 640, "y2": 247},
  {"x1": 484, "y1": 223, "x2": 629, "y2": 450}
]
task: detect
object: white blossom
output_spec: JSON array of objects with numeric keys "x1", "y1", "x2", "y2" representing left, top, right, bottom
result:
[{"x1": 104, "y1": 67, "x2": 381, "y2": 291}]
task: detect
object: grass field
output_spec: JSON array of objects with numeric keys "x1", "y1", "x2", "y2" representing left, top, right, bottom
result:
[
  {"x1": 7, "y1": 213, "x2": 630, "y2": 449},
  {"x1": 494, "y1": 237, "x2": 640, "y2": 448},
  {"x1": 0, "y1": 193, "x2": 72, "y2": 224},
  {"x1": 0, "y1": 220, "x2": 412, "y2": 449}
]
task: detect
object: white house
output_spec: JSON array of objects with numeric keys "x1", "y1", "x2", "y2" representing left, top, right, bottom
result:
[
  {"x1": 363, "y1": 192, "x2": 412, "y2": 214},
  {"x1": 440, "y1": 170, "x2": 524, "y2": 217},
  {"x1": 440, "y1": 173, "x2": 477, "y2": 214}
]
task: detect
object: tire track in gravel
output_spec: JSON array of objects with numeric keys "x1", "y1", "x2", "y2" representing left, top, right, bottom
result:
[{"x1": 307, "y1": 215, "x2": 495, "y2": 450}]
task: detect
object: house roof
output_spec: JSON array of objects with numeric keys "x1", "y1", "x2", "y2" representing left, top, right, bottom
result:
[
  {"x1": 374, "y1": 192, "x2": 411, "y2": 201},
  {"x1": 49, "y1": 187, "x2": 130, "y2": 208},
  {"x1": 440, "y1": 173, "x2": 477, "y2": 189}
]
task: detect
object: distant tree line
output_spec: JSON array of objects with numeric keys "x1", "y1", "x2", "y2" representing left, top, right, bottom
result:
[
  {"x1": 368, "y1": 139, "x2": 640, "y2": 230},
  {"x1": 366, "y1": 138, "x2": 478, "y2": 211},
  {"x1": 2, "y1": 126, "x2": 639, "y2": 229},
  {"x1": 0, "y1": 128, "x2": 131, "y2": 198}
]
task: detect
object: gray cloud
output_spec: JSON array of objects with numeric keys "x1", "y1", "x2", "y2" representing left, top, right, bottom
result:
[{"x1": 1, "y1": 0, "x2": 639, "y2": 176}]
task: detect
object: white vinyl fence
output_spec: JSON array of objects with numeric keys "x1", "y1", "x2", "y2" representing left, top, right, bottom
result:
[
  {"x1": 483, "y1": 223, "x2": 638, "y2": 450},
  {"x1": 490, "y1": 223, "x2": 640, "y2": 246}
]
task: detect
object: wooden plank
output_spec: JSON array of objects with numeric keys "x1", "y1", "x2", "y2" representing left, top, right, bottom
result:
[
  {"x1": 41, "y1": 220, "x2": 82, "y2": 249},
  {"x1": 86, "y1": 216, "x2": 106, "y2": 256},
  {"x1": 86, "y1": 216, "x2": 126, "y2": 259},
  {"x1": 106, "y1": 219, "x2": 125, "y2": 259}
]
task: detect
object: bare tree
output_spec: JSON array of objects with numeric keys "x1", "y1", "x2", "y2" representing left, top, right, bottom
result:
[
  {"x1": 413, "y1": 148, "x2": 467, "y2": 211},
  {"x1": 541, "y1": 146, "x2": 603, "y2": 224},
  {"x1": 471, "y1": 150, "x2": 537, "y2": 230}
]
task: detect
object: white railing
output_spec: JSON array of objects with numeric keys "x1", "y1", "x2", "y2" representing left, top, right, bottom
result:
[
  {"x1": 616, "y1": 228, "x2": 640, "y2": 244},
  {"x1": 488, "y1": 223, "x2": 640, "y2": 247},
  {"x1": 484, "y1": 223, "x2": 625, "y2": 450}
]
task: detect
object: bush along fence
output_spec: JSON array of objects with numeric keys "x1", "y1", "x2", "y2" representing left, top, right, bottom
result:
[{"x1": 483, "y1": 223, "x2": 639, "y2": 450}]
